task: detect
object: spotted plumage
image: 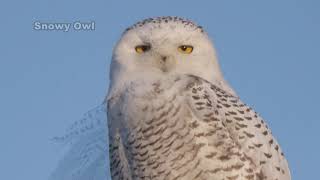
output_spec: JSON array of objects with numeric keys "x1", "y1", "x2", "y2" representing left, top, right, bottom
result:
[
  {"x1": 108, "y1": 75, "x2": 290, "y2": 180},
  {"x1": 124, "y1": 16, "x2": 204, "y2": 33}
]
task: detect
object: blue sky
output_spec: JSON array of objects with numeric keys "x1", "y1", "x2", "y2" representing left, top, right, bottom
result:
[{"x1": 1, "y1": 0, "x2": 319, "y2": 179}]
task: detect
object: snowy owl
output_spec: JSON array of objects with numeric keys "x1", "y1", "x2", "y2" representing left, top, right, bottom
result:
[{"x1": 50, "y1": 16, "x2": 291, "y2": 180}]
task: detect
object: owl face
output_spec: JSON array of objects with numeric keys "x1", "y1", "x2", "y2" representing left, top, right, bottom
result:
[{"x1": 110, "y1": 17, "x2": 224, "y2": 87}]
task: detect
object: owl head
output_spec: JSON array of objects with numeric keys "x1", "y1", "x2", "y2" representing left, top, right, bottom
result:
[{"x1": 108, "y1": 16, "x2": 235, "y2": 97}]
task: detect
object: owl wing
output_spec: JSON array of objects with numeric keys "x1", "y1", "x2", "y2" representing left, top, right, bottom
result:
[
  {"x1": 49, "y1": 103, "x2": 111, "y2": 180},
  {"x1": 184, "y1": 75, "x2": 291, "y2": 180},
  {"x1": 108, "y1": 75, "x2": 290, "y2": 180}
]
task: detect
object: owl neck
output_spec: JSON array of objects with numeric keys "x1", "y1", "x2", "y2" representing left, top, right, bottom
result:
[{"x1": 107, "y1": 68, "x2": 237, "y2": 102}]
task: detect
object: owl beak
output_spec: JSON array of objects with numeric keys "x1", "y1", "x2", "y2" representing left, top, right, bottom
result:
[
  {"x1": 161, "y1": 56, "x2": 167, "y2": 62},
  {"x1": 159, "y1": 55, "x2": 170, "y2": 72},
  {"x1": 157, "y1": 54, "x2": 175, "y2": 73}
]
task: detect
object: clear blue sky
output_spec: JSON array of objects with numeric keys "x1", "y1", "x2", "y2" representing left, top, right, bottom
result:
[{"x1": 1, "y1": 0, "x2": 319, "y2": 179}]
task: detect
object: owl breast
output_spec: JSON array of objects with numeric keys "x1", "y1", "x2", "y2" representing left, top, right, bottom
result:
[{"x1": 108, "y1": 75, "x2": 267, "y2": 180}]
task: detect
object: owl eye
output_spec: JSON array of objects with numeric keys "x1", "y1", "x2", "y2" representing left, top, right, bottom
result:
[
  {"x1": 135, "y1": 45, "x2": 151, "y2": 54},
  {"x1": 178, "y1": 45, "x2": 193, "y2": 54}
]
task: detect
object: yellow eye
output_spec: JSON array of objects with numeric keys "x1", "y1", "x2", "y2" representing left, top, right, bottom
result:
[
  {"x1": 135, "y1": 45, "x2": 151, "y2": 54},
  {"x1": 178, "y1": 45, "x2": 193, "y2": 54}
]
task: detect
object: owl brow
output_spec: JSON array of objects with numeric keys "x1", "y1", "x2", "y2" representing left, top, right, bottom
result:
[
  {"x1": 183, "y1": 35, "x2": 194, "y2": 43},
  {"x1": 137, "y1": 27, "x2": 152, "y2": 43},
  {"x1": 156, "y1": 34, "x2": 170, "y2": 45}
]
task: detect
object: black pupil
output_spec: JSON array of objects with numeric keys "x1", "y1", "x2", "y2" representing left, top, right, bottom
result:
[
  {"x1": 139, "y1": 45, "x2": 150, "y2": 51},
  {"x1": 181, "y1": 46, "x2": 189, "y2": 51}
]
